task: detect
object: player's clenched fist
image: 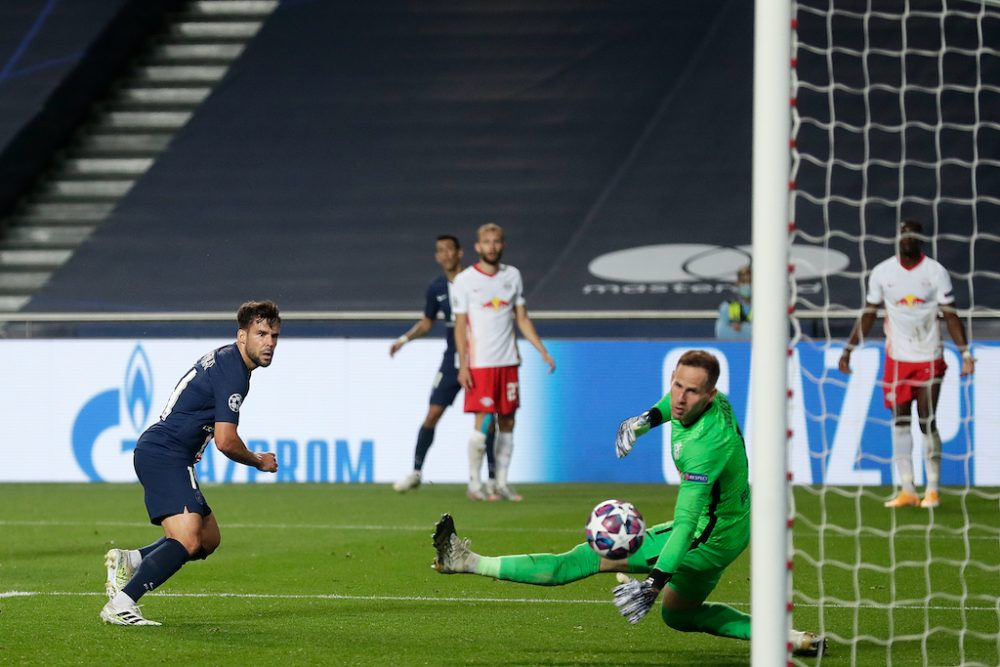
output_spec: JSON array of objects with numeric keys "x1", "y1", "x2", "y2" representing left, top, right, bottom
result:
[{"x1": 256, "y1": 452, "x2": 278, "y2": 473}]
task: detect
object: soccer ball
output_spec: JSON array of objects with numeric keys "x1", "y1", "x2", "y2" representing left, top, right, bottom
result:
[{"x1": 585, "y1": 499, "x2": 646, "y2": 560}]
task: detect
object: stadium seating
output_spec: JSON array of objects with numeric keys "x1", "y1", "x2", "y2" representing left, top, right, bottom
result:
[
  {"x1": 25, "y1": 0, "x2": 753, "y2": 314},
  {"x1": 0, "y1": 0, "x2": 184, "y2": 224},
  {"x1": 24, "y1": 0, "x2": 996, "y2": 318}
]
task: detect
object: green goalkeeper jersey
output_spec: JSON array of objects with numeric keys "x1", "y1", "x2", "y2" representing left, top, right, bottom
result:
[{"x1": 645, "y1": 392, "x2": 751, "y2": 575}]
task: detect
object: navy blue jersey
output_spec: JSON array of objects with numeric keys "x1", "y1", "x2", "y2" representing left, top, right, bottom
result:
[
  {"x1": 424, "y1": 275, "x2": 456, "y2": 368},
  {"x1": 137, "y1": 343, "x2": 251, "y2": 463}
]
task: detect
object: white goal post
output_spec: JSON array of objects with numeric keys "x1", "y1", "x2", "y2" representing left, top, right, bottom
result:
[
  {"x1": 751, "y1": 1, "x2": 793, "y2": 666},
  {"x1": 755, "y1": 1, "x2": 1000, "y2": 665}
]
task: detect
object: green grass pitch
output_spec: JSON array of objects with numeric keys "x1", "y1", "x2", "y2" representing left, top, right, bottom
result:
[{"x1": 1, "y1": 483, "x2": 997, "y2": 665}]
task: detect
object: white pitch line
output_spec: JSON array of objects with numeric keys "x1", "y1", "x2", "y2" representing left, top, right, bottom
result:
[
  {"x1": 0, "y1": 519, "x2": 579, "y2": 533},
  {"x1": 0, "y1": 590, "x2": 609, "y2": 605},
  {"x1": 0, "y1": 519, "x2": 996, "y2": 541},
  {"x1": 1, "y1": 591, "x2": 997, "y2": 613}
]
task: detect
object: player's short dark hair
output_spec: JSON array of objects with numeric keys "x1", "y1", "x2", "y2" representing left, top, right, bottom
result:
[
  {"x1": 900, "y1": 218, "x2": 923, "y2": 233},
  {"x1": 677, "y1": 350, "x2": 720, "y2": 390},
  {"x1": 237, "y1": 300, "x2": 281, "y2": 330},
  {"x1": 436, "y1": 234, "x2": 460, "y2": 249}
]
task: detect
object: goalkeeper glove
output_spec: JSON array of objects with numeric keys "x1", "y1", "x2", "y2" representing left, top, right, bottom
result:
[
  {"x1": 615, "y1": 412, "x2": 649, "y2": 459},
  {"x1": 612, "y1": 572, "x2": 669, "y2": 624}
]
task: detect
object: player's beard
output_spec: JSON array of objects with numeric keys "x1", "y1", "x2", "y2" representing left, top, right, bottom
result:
[
  {"x1": 899, "y1": 240, "x2": 921, "y2": 261},
  {"x1": 480, "y1": 249, "x2": 503, "y2": 266},
  {"x1": 248, "y1": 348, "x2": 273, "y2": 368}
]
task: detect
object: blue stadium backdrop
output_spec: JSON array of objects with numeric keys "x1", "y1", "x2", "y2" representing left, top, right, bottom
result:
[{"x1": 2, "y1": 339, "x2": 997, "y2": 486}]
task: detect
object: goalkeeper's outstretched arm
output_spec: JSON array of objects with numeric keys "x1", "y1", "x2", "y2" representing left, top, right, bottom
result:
[{"x1": 615, "y1": 394, "x2": 670, "y2": 458}]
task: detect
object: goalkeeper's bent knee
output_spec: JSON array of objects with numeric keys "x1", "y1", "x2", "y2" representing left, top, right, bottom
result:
[
  {"x1": 661, "y1": 602, "x2": 752, "y2": 640},
  {"x1": 661, "y1": 605, "x2": 698, "y2": 632}
]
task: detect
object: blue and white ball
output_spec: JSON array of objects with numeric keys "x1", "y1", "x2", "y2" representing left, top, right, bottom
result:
[{"x1": 585, "y1": 499, "x2": 646, "y2": 560}]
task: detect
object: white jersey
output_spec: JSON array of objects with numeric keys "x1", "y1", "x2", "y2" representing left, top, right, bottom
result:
[
  {"x1": 450, "y1": 263, "x2": 526, "y2": 368},
  {"x1": 866, "y1": 254, "x2": 955, "y2": 362}
]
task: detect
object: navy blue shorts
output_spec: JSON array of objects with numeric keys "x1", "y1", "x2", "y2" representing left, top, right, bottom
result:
[
  {"x1": 133, "y1": 448, "x2": 212, "y2": 525},
  {"x1": 429, "y1": 363, "x2": 462, "y2": 407}
]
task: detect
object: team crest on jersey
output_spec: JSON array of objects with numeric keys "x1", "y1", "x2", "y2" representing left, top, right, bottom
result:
[
  {"x1": 674, "y1": 440, "x2": 683, "y2": 458},
  {"x1": 228, "y1": 393, "x2": 243, "y2": 412}
]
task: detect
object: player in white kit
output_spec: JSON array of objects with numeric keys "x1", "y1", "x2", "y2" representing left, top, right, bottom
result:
[
  {"x1": 450, "y1": 223, "x2": 555, "y2": 501},
  {"x1": 839, "y1": 220, "x2": 975, "y2": 508}
]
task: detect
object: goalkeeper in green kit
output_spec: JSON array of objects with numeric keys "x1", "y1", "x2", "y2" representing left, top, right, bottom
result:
[{"x1": 432, "y1": 350, "x2": 824, "y2": 657}]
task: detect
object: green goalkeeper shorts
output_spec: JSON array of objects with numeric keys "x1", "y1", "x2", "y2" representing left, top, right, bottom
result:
[{"x1": 627, "y1": 521, "x2": 749, "y2": 601}]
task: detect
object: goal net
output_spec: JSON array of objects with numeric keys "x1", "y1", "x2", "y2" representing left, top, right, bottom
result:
[{"x1": 789, "y1": 0, "x2": 1000, "y2": 664}]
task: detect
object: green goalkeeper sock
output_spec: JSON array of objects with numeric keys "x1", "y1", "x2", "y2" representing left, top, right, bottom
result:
[
  {"x1": 661, "y1": 602, "x2": 751, "y2": 640},
  {"x1": 476, "y1": 543, "x2": 600, "y2": 586}
]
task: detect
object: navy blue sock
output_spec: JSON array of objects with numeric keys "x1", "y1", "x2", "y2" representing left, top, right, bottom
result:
[
  {"x1": 123, "y1": 538, "x2": 189, "y2": 602},
  {"x1": 138, "y1": 537, "x2": 168, "y2": 559},
  {"x1": 485, "y1": 426, "x2": 497, "y2": 478},
  {"x1": 413, "y1": 426, "x2": 435, "y2": 471}
]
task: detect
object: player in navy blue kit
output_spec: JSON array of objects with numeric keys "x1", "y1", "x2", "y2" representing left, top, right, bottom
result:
[
  {"x1": 100, "y1": 300, "x2": 281, "y2": 626},
  {"x1": 391, "y1": 235, "x2": 496, "y2": 493}
]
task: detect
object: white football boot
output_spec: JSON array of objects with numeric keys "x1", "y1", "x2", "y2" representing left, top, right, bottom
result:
[
  {"x1": 789, "y1": 630, "x2": 827, "y2": 657},
  {"x1": 100, "y1": 601, "x2": 161, "y2": 626},
  {"x1": 393, "y1": 470, "x2": 422, "y2": 493},
  {"x1": 431, "y1": 513, "x2": 479, "y2": 574},
  {"x1": 494, "y1": 485, "x2": 523, "y2": 502}
]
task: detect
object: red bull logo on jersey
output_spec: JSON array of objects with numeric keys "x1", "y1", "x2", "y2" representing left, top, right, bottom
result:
[
  {"x1": 896, "y1": 294, "x2": 927, "y2": 307},
  {"x1": 482, "y1": 297, "x2": 510, "y2": 310}
]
